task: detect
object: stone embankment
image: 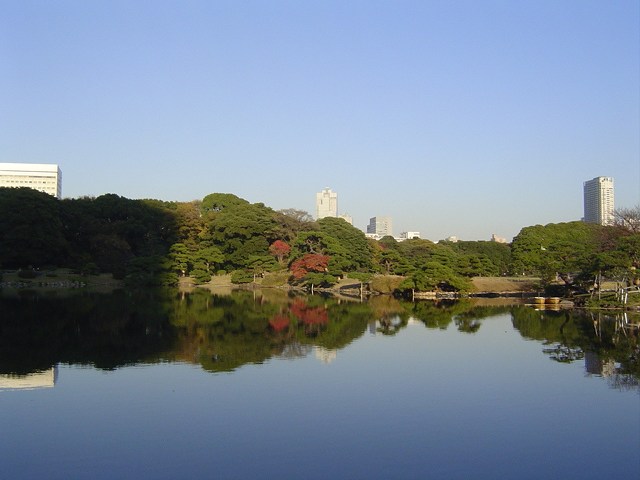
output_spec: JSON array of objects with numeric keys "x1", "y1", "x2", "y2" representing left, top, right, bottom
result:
[{"x1": 0, "y1": 280, "x2": 86, "y2": 289}]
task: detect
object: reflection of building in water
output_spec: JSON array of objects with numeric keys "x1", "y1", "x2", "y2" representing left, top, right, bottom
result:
[
  {"x1": 280, "y1": 343, "x2": 312, "y2": 359},
  {"x1": 584, "y1": 351, "x2": 616, "y2": 377},
  {"x1": 368, "y1": 320, "x2": 377, "y2": 335},
  {"x1": 314, "y1": 346, "x2": 337, "y2": 364},
  {"x1": 0, "y1": 366, "x2": 58, "y2": 390}
]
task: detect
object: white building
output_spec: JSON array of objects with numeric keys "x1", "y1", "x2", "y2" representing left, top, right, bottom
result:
[
  {"x1": 399, "y1": 231, "x2": 420, "y2": 241},
  {"x1": 583, "y1": 176, "x2": 614, "y2": 225},
  {"x1": 0, "y1": 163, "x2": 62, "y2": 198},
  {"x1": 367, "y1": 216, "x2": 392, "y2": 237},
  {"x1": 316, "y1": 188, "x2": 337, "y2": 219},
  {"x1": 338, "y1": 213, "x2": 353, "y2": 225}
]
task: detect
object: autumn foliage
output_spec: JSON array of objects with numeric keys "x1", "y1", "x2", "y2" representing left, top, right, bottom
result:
[
  {"x1": 289, "y1": 253, "x2": 329, "y2": 280},
  {"x1": 269, "y1": 240, "x2": 291, "y2": 264}
]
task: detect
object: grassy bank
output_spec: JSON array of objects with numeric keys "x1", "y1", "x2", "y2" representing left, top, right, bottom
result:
[{"x1": 470, "y1": 276, "x2": 541, "y2": 293}]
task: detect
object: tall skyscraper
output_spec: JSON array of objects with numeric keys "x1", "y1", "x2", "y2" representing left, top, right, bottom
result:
[
  {"x1": 0, "y1": 163, "x2": 62, "y2": 198},
  {"x1": 583, "y1": 176, "x2": 614, "y2": 225},
  {"x1": 367, "y1": 216, "x2": 393, "y2": 237},
  {"x1": 316, "y1": 188, "x2": 337, "y2": 219}
]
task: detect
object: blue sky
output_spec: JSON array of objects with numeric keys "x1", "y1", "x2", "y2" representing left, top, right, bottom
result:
[{"x1": 2, "y1": 0, "x2": 638, "y2": 241}]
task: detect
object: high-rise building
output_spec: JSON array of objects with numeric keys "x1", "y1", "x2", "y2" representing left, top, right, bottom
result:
[
  {"x1": 316, "y1": 188, "x2": 337, "y2": 219},
  {"x1": 583, "y1": 176, "x2": 614, "y2": 225},
  {"x1": 367, "y1": 216, "x2": 393, "y2": 237},
  {"x1": 0, "y1": 163, "x2": 62, "y2": 198}
]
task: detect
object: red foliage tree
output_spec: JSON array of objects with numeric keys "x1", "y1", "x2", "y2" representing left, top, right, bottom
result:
[
  {"x1": 289, "y1": 253, "x2": 329, "y2": 280},
  {"x1": 269, "y1": 240, "x2": 291, "y2": 265}
]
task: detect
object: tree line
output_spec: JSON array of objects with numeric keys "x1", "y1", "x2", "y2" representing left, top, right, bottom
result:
[{"x1": 1, "y1": 187, "x2": 638, "y2": 294}]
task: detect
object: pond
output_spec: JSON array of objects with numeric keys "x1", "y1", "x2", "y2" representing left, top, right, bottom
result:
[{"x1": 0, "y1": 289, "x2": 638, "y2": 479}]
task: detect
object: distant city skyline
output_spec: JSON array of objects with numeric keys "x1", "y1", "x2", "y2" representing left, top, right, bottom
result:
[
  {"x1": 2, "y1": 2, "x2": 638, "y2": 241},
  {"x1": 0, "y1": 161, "x2": 634, "y2": 243}
]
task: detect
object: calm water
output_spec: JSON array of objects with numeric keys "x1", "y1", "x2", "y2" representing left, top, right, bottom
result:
[{"x1": 0, "y1": 289, "x2": 638, "y2": 479}]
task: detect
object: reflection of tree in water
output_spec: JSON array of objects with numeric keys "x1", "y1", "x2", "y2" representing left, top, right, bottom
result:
[
  {"x1": 269, "y1": 314, "x2": 291, "y2": 332},
  {"x1": 169, "y1": 291, "x2": 373, "y2": 372},
  {"x1": 290, "y1": 299, "x2": 329, "y2": 337},
  {"x1": 455, "y1": 317, "x2": 482, "y2": 333},
  {"x1": 541, "y1": 343, "x2": 584, "y2": 363},
  {"x1": 511, "y1": 306, "x2": 639, "y2": 390},
  {"x1": 403, "y1": 300, "x2": 455, "y2": 330},
  {"x1": 402, "y1": 299, "x2": 482, "y2": 330},
  {"x1": 377, "y1": 316, "x2": 407, "y2": 336},
  {"x1": 7, "y1": 290, "x2": 635, "y2": 385},
  {"x1": 0, "y1": 289, "x2": 177, "y2": 374},
  {"x1": 607, "y1": 373, "x2": 639, "y2": 391},
  {"x1": 453, "y1": 304, "x2": 513, "y2": 334}
]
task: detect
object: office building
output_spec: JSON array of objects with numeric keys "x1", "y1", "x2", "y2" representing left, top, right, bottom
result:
[
  {"x1": 399, "y1": 231, "x2": 420, "y2": 241},
  {"x1": 367, "y1": 216, "x2": 393, "y2": 237},
  {"x1": 0, "y1": 163, "x2": 62, "y2": 198},
  {"x1": 316, "y1": 188, "x2": 337, "y2": 219},
  {"x1": 583, "y1": 176, "x2": 614, "y2": 225}
]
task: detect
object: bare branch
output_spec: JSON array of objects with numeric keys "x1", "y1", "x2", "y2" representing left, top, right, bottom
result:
[{"x1": 613, "y1": 205, "x2": 640, "y2": 233}]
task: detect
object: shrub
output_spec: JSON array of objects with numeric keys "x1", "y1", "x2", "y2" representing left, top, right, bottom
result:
[
  {"x1": 17, "y1": 269, "x2": 37, "y2": 279},
  {"x1": 261, "y1": 271, "x2": 290, "y2": 287},
  {"x1": 191, "y1": 269, "x2": 211, "y2": 284},
  {"x1": 81, "y1": 262, "x2": 100, "y2": 275},
  {"x1": 370, "y1": 275, "x2": 404, "y2": 294},
  {"x1": 231, "y1": 270, "x2": 254, "y2": 284}
]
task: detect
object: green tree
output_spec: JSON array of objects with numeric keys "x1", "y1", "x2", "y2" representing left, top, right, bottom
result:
[
  {"x1": 399, "y1": 262, "x2": 471, "y2": 293},
  {"x1": 511, "y1": 222, "x2": 602, "y2": 287},
  {"x1": 378, "y1": 248, "x2": 412, "y2": 275},
  {"x1": 317, "y1": 217, "x2": 374, "y2": 272},
  {"x1": 170, "y1": 243, "x2": 191, "y2": 276},
  {"x1": 201, "y1": 193, "x2": 249, "y2": 214},
  {"x1": 0, "y1": 187, "x2": 68, "y2": 268},
  {"x1": 447, "y1": 240, "x2": 511, "y2": 276},
  {"x1": 203, "y1": 198, "x2": 280, "y2": 270}
]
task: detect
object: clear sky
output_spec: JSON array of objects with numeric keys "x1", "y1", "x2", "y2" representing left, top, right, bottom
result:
[{"x1": 2, "y1": 0, "x2": 639, "y2": 241}]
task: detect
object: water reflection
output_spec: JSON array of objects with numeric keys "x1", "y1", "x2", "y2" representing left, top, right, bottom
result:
[
  {"x1": 0, "y1": 366, "x2": 58, "y2": 390},
  {"x1": 0, "y1": 289, "x2": 637, "y2": 388},
  {"x1": 511, "y1": 307, "x2": 640, "y2": 390}
]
